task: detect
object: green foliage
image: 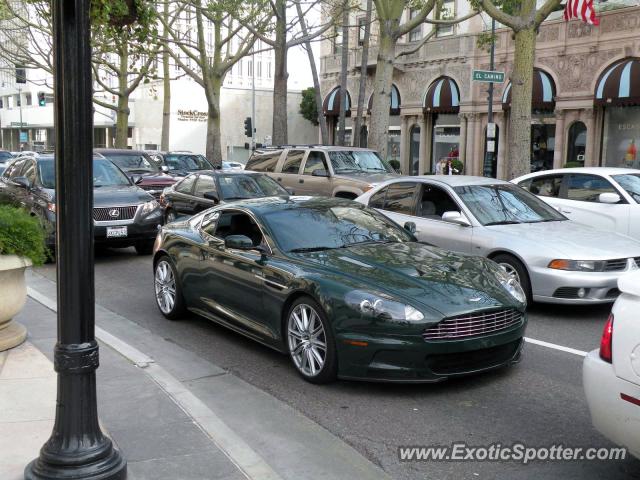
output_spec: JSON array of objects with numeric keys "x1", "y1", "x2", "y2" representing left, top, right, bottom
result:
[
  {"x1": 300, "y1": 87, "x2": 319, "y2": 126},
  {"x1": 563, "y1": 161, "x2": 583, "y2": 168},
  {"x1": 388, "y1": 159, "x2": 401, "y2": 172},
  {"x1": 0, "y1": 206, "x2": 47, "y2": 266},
  {"x1": 476, "y1": 32, "x2": 496, "y2": 52}
]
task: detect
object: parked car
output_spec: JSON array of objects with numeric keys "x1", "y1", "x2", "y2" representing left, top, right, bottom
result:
[
  {"x1": 152, "y1": 196, "x2": 527, "y2": 383},
  {"x1": 245, "y1": 145, "x2": 398, "y2": 199},
  {"x1": 222, "y1": 161, "x2": 245, "y2": 171},
  {"x1": 148, "y1": 151, "x2": 214, "y2": 177},
  {"x1": 356, "y1": 176, "x2": 640, "y2": 304},
  {"x1": 0, "y1": 150, "x2": 13, "y2": 163},
  {"x1": 0, "y1": 155, "x2": 162, "y2": 255},
  {"x1": 160, "y1": 170, "x2": 290, "y2": 223},
  {"x1": 583, "y1": 270, "x2": 640, "y2": 459},
  {"x1": 512, "y1": 167, "x2": 640, "y2": 241},
  {"x1": 95, "y1": 148, "x2": 178, "y2": 198}
]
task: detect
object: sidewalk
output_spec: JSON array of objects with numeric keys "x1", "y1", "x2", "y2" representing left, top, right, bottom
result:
[{"x1": 0, "y1": 271, "x2": 391, "y2": 480}]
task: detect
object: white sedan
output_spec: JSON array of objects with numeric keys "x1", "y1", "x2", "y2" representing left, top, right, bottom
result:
[
  {"x1": 583, "y1": 270, "x2": 640, "y2": 459},
  {"x1": 512, "y1": 167, "x2": 640, "y2": 240}
]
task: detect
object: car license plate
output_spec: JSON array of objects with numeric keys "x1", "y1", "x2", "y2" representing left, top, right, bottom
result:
[{"x1": 106, "y1": 226, "x2": 127, "y2": 238}]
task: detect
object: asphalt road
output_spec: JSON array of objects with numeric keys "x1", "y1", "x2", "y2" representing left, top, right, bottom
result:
[{"x1": 35, "y1": 248, "x2": 640, "y2": 480}]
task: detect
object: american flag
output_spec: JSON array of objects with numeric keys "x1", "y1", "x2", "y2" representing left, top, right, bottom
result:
[{"x1": 563, "y1": 0, "x2": 600, "y2": 25}]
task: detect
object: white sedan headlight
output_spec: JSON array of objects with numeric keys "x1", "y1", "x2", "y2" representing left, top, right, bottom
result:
[
  {"x1": 345, "y1": 290, "x2": 424, "y2": 322},
  {"x1": 140, "y1": 200, "x2": 160, "y2": 216}
]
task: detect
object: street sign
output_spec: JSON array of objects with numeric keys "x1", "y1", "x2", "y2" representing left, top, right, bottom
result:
[
  {"x1": 487, "y1": 122, "x2": 497, "y2": 139},
  {"x1": 473, "y1": 70, "x2": 505, "y2": 83},
  {"x1": 487, "y1": 140, "x2": 496, "y2": 153},
  {"x1": 19, "y1": 131, "x2": 28, "y2": 143}
]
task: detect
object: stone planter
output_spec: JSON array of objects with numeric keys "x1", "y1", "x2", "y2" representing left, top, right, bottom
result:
[{"x1": 0, "y1": 255, "x2": 31, "y2": 351}]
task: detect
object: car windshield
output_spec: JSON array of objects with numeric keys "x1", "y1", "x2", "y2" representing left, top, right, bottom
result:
[
  {"x1": 39, "y1": 159, "x2": 131, "y2": 188},
  {"x1": 102, "y1": 153, "x2": 159, "y2": 173},
  {"x1": 328, "y1": 151, "x2": 393, "y2": 174},
  {"x1": 164, "y1": 154, "x2": 212, "y2": 171},
  {"x1": 612, "y1": 173, "x2": 640, "y2": 203},
  {"x1": 218, "y1": 174, "x2": 288, "y2": 200},
  {"x1": 263, "y1": 204, "x2": 413, "y2": 252},
  {"x1": 454, "y1": 184, "x2": 566, "y2": 226}
]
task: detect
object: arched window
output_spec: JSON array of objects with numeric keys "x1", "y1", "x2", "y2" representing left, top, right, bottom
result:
[{"x1": 567, "y1": 122, "x2": 587, "y2": 165}]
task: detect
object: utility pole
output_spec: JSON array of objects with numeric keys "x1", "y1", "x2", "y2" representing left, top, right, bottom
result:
[
  {"x1": 483, "y1": 18, "x2": 497, "y2": 178},
  {"x1": 251, "y1": 48, "x2": 256, "y2": 150},
  {"x1": 17, "y1": 86, "x2": 24, "y2": 150}
]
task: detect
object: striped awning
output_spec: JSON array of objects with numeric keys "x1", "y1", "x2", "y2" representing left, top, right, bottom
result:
[
  {"x1": 423, "y1": 77, "x2": 460, "y2": 114},
  {"x1": 323, "y1": 86, "x2": 351, "y2": 117},
  {"x1": 367, "y1": 84, "x2": 401, "y2": 115},
  {"x1": 595, "y1": 58, "x2": 640, "y2": 107},
  {"x1": 502, "y1": 69, "x2": 555, "y2": 112}
]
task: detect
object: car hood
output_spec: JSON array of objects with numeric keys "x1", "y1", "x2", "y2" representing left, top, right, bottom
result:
[
  {"x1": 486, "y1": 220, "x2": 640, "y2": 259},
  {"x1": 295, "y1": 242, "x2": 521, "y2": 318},
  {"x1": 47, "y1": 185, "x2": 153, "y2": 206},
  {"x1": 126, "y1": 171, "x2": 177, "y2": 184},
  {"x1": 332, "y1": 172, "x2": 398, "y2": 184}
]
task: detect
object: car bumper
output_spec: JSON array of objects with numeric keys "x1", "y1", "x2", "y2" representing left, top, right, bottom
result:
[
  {"x1": 335, "y1": 318, "x2": 526, "y2": 383},
  {"x1": 94, "y1": 213, "x2": 162, "y2": 246},
  {"x1": 583, "y1": 350, "x2": 640, "y2": 459},
  {"x1": 530, "y1": 266, "x2": 632, "y2": 304}
]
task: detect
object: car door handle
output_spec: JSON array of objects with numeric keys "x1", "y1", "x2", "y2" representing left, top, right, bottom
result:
[{"x1": 299, "y1": 179, "x2": 304, "y2": 184}]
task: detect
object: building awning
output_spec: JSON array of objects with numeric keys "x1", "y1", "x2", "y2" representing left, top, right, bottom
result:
[
  {"x1": 502, "y1": 69, "x2": 555, "y2": 112},
  {"x1": 323, "y1": 86, "x2": 351, "y2": 117},
  {"x1": 595, "y1": 58, "x2": 640, "y2": 107},
  {"x1": 423, "y1": 77, "x2": 460, "y2": 114},
  {"x1": 367, "y1": 84, "x2": 401, "y2": 115}
]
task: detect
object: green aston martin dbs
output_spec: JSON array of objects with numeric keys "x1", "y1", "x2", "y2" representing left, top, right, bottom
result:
[{"x1": 152, "y1": 196, "x2": 527, "y2": 383}]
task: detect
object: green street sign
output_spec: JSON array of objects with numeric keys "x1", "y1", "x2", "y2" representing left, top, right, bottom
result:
[{"x1": 473, "y1": 70, "x2": 505, "y2": 83}]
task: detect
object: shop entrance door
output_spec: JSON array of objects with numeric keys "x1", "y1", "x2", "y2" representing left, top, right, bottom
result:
[{"x1": 530, "y1": 124, "x2": 555, "y2": 172}]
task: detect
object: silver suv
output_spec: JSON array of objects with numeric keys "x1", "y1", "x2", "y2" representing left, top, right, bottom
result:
[{"x1": 245, "y1": 145, "x2": 399, "y2": 199}]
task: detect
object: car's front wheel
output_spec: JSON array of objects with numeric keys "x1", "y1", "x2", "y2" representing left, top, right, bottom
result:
[
  {"x1": 286, "y1": 297, "x2": 337, "y2": 384},
  {"x1": 154, "y1": 256, "x2": 186, "y2": 320}
]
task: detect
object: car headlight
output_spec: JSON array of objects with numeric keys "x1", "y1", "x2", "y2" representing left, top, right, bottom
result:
[
  {"x1": 140, "y1": 200, "x2": 160, "y2": 216},
  {"x1": 345, "y1": 290, "x2": 424, "y2": 322},
  {"x1": 492, "y1": 266, "x2": 527, "y2": 304},
  {"x1": 548, "y1": 259, "x2": 606, "y2": 272}
]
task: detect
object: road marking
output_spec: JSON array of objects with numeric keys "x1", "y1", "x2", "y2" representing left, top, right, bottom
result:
[
  {"x1": 26, "y1": 286, "x2": 282, "y2": 480},
  {"x1": 525, "y1": 337, "x2": 588, "y2": 357}
]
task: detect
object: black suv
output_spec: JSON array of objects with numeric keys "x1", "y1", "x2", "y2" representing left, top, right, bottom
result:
[{"x1": 0, "y1": 155, "x2": 163, "y2": 255}]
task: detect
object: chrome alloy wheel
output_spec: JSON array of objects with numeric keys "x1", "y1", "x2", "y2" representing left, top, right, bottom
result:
[
  {"x1": 287, "y1": 304, "x2": 327, "y2": 377},
  {"x1": 155, "y1": 260, "x2": 177, "y2": 314},
  {"x1": 499, "y1": 262, "x2": 521, "y2": 284}
]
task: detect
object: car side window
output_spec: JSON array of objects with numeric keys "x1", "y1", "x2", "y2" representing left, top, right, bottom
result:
[
  {"x1": 519, "y1": 175, "x2": 563, "y2": 198},
  {"x1": 176, "y1": 175, "x2": 196, "y2": 194},
  {"x1": 245, "y1": 152, "x2": 281, "y2": 172},
  {"x1": 419, "y1": 184, "x2": 459, "y2": 219},
  {"x1": 213, "y1": 211, "x2": 263, "y2": 247},
  {"x1": 21, "y1": 161, "x2": 37, "y2": 184},
  {"x1": 281, "y1": 150, "x2": 304, "y2": 174},
  {"x1": 194, "y1": 174, "x2": 217, "y2": 197},
  {"x1": 382, "y1": 182, "x2": 419, "y2": 215},
  {"x1": 565, "y1": 174, "x2": 619, "y2": 203},
  {"x1": 302, "y1": 151, "x2": 328, "y2": 176},
  {"x1": 368, "y1": 187, "x2": 387, "y2": 209},
  {"x1": 200, "y1": 211, "x2": 220, "y2": 237}
]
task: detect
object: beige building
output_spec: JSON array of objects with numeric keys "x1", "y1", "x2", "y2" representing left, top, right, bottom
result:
[{"x1": 319, "y1": 2, "x2": 640, "y2": 178}]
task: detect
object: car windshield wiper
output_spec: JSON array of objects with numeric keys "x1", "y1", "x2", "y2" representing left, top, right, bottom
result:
[
  {"x1": 289, "y1": 246, "x2": 336, "y2": 253},
  {"x1": 484, "y1": 220, "x2": 521, "y2": 226},
  {"x1": 345, "y1": 239, "x2": 392, "y2": 247}
]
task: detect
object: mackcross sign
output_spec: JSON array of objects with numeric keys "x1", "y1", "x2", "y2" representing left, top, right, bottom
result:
[{"x1": 472, "y1": 70, "x2": 505, "y2": 83}]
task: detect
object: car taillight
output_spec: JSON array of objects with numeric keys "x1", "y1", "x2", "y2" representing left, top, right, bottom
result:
[{"x1": 599, "y1": 313, "x2": 614, "y2": 363}]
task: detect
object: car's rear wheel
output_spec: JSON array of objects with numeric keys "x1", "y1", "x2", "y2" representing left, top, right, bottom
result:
[
  {"x1": 154, "y1": 256, "x2": 186, "y2": 320},
  {"x1": 286, "y1": 297, "x2": 337, "y2": 384},
  {"x1": 492, "y1": 254, "x2": 532, "y2": 304},
  {"x1": 135, "y1": 240, "x2": 155, "y2": 255}
]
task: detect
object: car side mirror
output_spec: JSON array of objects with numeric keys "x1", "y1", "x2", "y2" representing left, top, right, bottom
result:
[
  {"x1": 225, "y1": 235, "x2": 254, "y2": 250},
  {"x1": 203, "y1": 191, "x2": 219, "y2": 202},
  {"x1": 403, "y1": 221, "x2": 416, "y2": 234},
  {"x1": 599, "y1": 192, "x2": 620, "y2": 204},
  {"x1": 442, "y1": 211, "x2": 471, "y2": 227},
  {"x1": 13, "y1": 176, "x2": 31, "y2": 189},
  {"x1": 312, "y1": 169, "x2": 329, "y2": 177},
  {"x1": 160, "y1": 165, "x2": 170, "y2": 173},
  {"x1": 132, "y1": 175, "x2": 143, "y2": 185}
]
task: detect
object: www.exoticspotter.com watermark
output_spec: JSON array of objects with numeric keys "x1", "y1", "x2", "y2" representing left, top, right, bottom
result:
[{"x1": 398, "y1": 443, "x2": 627, "y2": 464}]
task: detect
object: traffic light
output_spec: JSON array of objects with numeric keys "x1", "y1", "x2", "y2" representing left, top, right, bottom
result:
[
  {"x1": 38, "y1": 92, "x2": 46, "y2": 106},
  {"x1": 244, "y1": 117, "x2": 252, "y2": 138}
]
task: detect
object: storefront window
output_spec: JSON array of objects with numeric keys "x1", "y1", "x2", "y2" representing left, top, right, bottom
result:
[
  {"x1": 567, "y1": 122, "x2": 587, "y2": 166},
  {"x1": 602, "y1": 106, "x2": 640, "y2": 168},
  {"x1": 410, "y1": 125, "x2": 420, "y2": 175},
  {"x1": 431, "y1": 114, "x2": 460, "y2": 174},
  {"x1": 530, "y1": 123, "x2": 555, "y2": 172},
  {"x1": 387, "y1": 130, "x2": 401, "y2": 165}
]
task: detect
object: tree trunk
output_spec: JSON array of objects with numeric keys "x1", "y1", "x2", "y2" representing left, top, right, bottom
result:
[
  {"x1": 271, "y1": 0, "x2": 288, "y2": 146},
  {"x1": 161, "y1": 0, "x2": 171, "y2": 151},
  {"x1": 369, "y1": 23, "x2": 395, "y2": 161},
  {"x1": 296, "y1": 1, "x2": 328, "y2": 144},
  {"x1": 337, "y1": 0, "x2": 350, "y2": 146},
  {"x1": 353, "y1": 0, "x2": 373, "y2": 147},
  {"x1": 114, "y1": 92, "x2": 129, "y2": 148},
  {"x1": 506, "y1": 27, "x2": 536, "y2": 179},
  {"x1": 205, "y1": 77, "x2": 223, "y2": 165}
]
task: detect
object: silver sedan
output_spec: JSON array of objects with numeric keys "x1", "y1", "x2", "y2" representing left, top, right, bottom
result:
[{"x1": 356, "y1": 176, "x2": 640, "y2": 304}]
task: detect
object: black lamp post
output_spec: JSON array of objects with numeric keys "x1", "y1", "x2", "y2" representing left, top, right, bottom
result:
[
  {"x1": 24, "y1": 0, "x2": 126, "y2": 478},
  {"x1": 483, "y1": 18, "x2": 497, "y2": 178}
]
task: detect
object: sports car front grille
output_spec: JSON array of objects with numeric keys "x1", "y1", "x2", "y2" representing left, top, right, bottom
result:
[
  {"x1": 93, "y1": 205, "x2": 138, "y2": 221},
  {"x1": 423, "y1": 309, "x2": 523, "y2": 341}
]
